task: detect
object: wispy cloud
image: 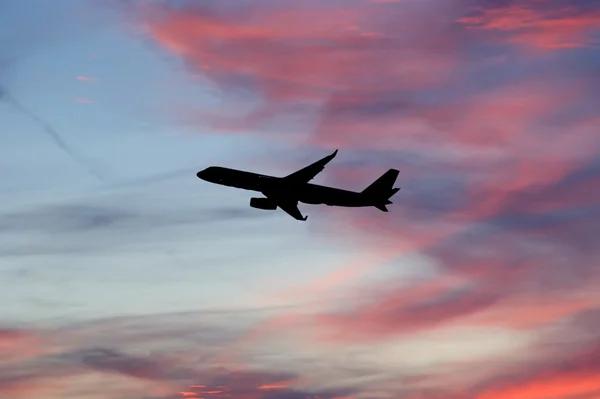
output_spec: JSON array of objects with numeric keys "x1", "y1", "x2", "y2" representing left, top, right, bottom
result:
[
  {"x1": 2, "y1": 305, "x2": 599, "y2": 398},
  {"x1": 0, "y1": 195, "x2": 277, "y2": 258},
  {"x1": 74, "y1": 97, "x2": 94, "y2": 103},
  {"x1": 459, "y1": 2, "x2": 600, "y2": 50},
  {"x1": 76, "y1": 76, "x2": 98, "y2": 82},
  {"x1": 0, "y1": 311, "x2": 357, "y2": 399}
]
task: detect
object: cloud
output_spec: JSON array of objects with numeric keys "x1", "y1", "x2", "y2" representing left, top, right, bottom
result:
[
  {"x1": 0, "y1": 311, "x2": 357, "y2": 399},
  {"x1": 120, "y1": 0, "x2": 600, "y2": 183},
  {"x1": 4, "y1": 0, "x2": 595, "y2": 398},
  {"x1": 126, "y1": 1, "x2": 600, "y2": 396},
  {"x1": 124, "y1": 0, "x2": 469, "y2": 133},
  {"x1": 465, "y1": 313, "x2": 600, "y2": 398},
  {"x1": 0, "y1": 328, "x2": 42, "y2": 363},
  {"x1": 2, "y1": 305, "x2": 599, "y2": 399},
  {"x1": 74, "y1": 97, "x2": 94, "y2": 103},
  {"x1": 459, "y1": 1, "x2": 600, "y2": 50},
  {"x1": 126, "y1": 0, "x2": 600, "y2": 325},
  {"x1": 76, "y1": 76, "x2": 98, "y2": 82},
  {"x1": 287, "y1": 150, "x2": 600, "y2": 343},
  {"x1": 0, "y1": 205, "x2": 135, "y2": 233},
  {"x1": 0, "y1": 194, "x2": 277, "y2": 257}
]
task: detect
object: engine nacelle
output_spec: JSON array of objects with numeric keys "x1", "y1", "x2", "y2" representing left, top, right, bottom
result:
[{"x1": 250, "y1": 197, "x2": 277, "y2": 210}]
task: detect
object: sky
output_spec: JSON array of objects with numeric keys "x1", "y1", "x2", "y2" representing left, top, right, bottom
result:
[{"x1": 0, "y1": 0, "x2": 599, "y2": 398}]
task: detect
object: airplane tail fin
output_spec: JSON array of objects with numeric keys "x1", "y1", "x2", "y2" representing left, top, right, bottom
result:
[{"x1": 361, "y1": 169, "x2": 400, "y2": 212}]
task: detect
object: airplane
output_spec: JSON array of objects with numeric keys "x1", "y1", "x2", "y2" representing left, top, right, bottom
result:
[{"x1": 196, "y1": 149, "x2": 400, "y2": 221}]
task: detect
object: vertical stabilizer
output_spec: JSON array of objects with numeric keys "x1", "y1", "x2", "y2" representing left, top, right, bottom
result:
[
  {"x1": 362, "y1": 169, "x2": 400, "y2": 197},
  {"x1": 362, "y1": 169, "x2": 400, "y2": 212}
]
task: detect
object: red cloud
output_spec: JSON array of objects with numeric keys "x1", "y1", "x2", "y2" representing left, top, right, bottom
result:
[
  {"x1": 137, "y1": 0, "x2": 464, "y2": 132},
  {"x1": 459, "y1": 3, "x2": 600, "y2": 50},
  {"x1": 0, "y1": 328, "x2": 43, "y2": 362},
  {"x1": 145, "y1": 3, "x2": 458, "y2": 91}
]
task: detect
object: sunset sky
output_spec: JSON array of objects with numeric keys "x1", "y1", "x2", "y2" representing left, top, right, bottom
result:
[{"x1": 1, "y1": 0, "x2": 599, "y2": 398}]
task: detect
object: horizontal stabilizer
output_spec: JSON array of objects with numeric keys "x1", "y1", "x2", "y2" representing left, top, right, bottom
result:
[
  {"x1": 388, "y1": 187, "x2": 401, "y2": 199},
  {"x1": 374, "y1": 204, "x2": 389, "y2": 212}
]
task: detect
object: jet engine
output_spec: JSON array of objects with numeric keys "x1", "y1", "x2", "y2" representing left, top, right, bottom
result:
[{"x1": 250, "y1": 197, "x2": 277, "y2": 210}]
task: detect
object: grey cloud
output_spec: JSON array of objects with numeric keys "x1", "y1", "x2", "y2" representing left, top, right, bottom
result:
[
  {"x1": 0, "y1": 205, "x2": 135, "y2": 233},
  {"x1": 0, "y1": 203, "x2": 266, "y2": 234},
  {"x1": 74, "y1": 347, "x2": 196, "y2": 381},
  {"x1": 481, "y1": 158, "x2": 600, "y2": 255},
  {"x1": 0, "y1": 308, "x2": 359, "y2": 399},
  {"x1": 0, "y1": 195, "x2": 276, "y2": 257}
]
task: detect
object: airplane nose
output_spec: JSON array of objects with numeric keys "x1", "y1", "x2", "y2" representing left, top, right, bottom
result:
[{"x1": 197, "y1": 168, "x2": 213, "y2": 181}]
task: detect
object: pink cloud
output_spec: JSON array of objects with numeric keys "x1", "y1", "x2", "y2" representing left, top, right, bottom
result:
[
  {"x1": 76, "y1": 76, "x2": 98, "y2": 82},
  {"x1": 459, "y1": 3, "x2": 600, "y2": 50},
  {"x1": 136, "y1": 0, "x2": 464, "y2": 132},
  {"x1": 0, "y1": 328, "x2": 43, "y2": 362}
]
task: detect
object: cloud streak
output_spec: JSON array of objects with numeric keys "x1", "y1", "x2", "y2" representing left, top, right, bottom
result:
[
  {"x1": 459, "y1": 2, "x2": 600, "y2": 50},
  {"x1": 76, "y1": 76, "x2": 98, "y2": 82},
  {"x1": 0, "y1": 311, "x2": 358, "y2": 399},
  {"x1": 0, "y1": 194, "x2": 277, "y2": 258}
]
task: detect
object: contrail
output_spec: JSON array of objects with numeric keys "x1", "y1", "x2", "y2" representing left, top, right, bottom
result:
[
  {"x1": 2, "y1": 84, "x2": 201, "y2": 192},
  {"x1": 1, "y1": 70, "x2": 198, "y2": 192},
  {"x1": 106, "y1": 167, "x2": 194, "y2": 190},
  {"x1": 0, "y1": 84, "x2": 108, "y2": 183}
]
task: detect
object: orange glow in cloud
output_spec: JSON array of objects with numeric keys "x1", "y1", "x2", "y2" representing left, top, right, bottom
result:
[
  {"x1": 259, "y1": 384, "x2": 287, "y2": 389},
  {"x1": 478, "y1": 372, "x2": 600, "y2": 399}
]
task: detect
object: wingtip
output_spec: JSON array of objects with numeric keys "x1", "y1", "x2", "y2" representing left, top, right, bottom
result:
[{"x1": 332, "y1": 149, "x2": 338, "y2": 156}]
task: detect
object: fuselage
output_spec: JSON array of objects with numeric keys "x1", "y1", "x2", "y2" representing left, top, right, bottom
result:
[{"x1": 196, "y1": 166, "x2": 371, "y2": 207}]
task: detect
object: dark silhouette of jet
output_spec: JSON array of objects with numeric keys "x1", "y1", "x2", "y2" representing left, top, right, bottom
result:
[{"x1": 196, "y1": 150, "x2": 400, "y2": 221}]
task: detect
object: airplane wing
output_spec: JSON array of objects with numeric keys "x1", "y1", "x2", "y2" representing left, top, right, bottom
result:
[
  {"x1": 262, "y1": 189, "x2": 308, "y2": 221},
  {"x1": 277, "y1": 199, "x2": 308, "y2": 221},
  {"x1": 281, "y1": 149, "x2": 338, "y2": 184}
]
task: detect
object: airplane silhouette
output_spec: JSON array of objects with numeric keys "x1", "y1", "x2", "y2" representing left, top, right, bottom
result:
[{"x1": 196, "y1": 149, "x2": 400, "y2": 221}]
